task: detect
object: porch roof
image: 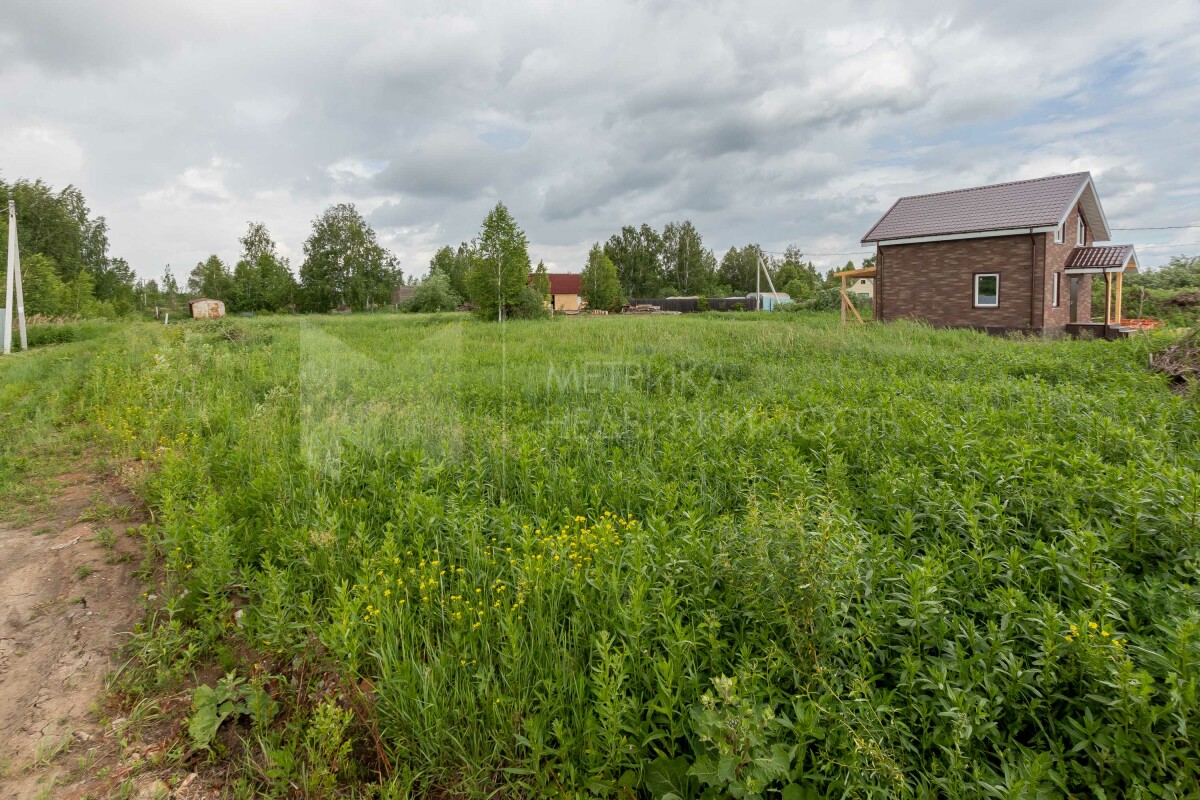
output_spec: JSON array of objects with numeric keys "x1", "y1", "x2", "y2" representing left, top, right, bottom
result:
[{"x1": 1064, "y1": 244, "x2": 1138, "y2": 273}]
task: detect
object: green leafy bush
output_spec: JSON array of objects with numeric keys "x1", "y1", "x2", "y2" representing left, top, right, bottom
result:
[
  {"x1": 26, "y1": 323, "x2": 80, "y2": 346},
  {"x1": 781, "y1": 279, "x2": 813, "y2": 302},
  {"x1": 510, "y1": 285, "x2": 551, "y2": 319},
  {"x1": 1127, "y1": 255, "x2": 1200, "y2": 291},
  {"x1": 25, "y1": 320, "x2": 114, "y2": 347},
  {"x1": 406, "y1": 272, "x2": 461, "y2": 313}
]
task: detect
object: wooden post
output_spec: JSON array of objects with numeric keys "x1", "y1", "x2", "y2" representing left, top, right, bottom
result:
[
  {"x1": 848, "y1": 296, "x2": 864, "y2": 323},
  {"x1": 1108, "y1": 271, "x2": 1118, "y2": 323},
  {"x1": 1104, "y1": 272, "x2": 1113, "y2": 332},
  {"x1": 840, "y1": 275, "x2": 847, "y2": 325}
]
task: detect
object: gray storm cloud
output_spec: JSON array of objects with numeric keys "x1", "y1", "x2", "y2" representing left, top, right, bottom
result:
[{"x1": 1, "y1": 0, "x2": 1197, "y2": 276}]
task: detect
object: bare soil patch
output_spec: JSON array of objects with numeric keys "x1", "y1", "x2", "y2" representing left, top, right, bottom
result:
[{"x1": 0, "y1": 475, "x2": 146, "y2": 798}]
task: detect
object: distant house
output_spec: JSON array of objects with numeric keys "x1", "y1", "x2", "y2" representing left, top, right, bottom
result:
[
  {"x1": 846, "y1": 277, "x2": 874, "y2": 300},
  {"x1": 531, "y1": 273, "x2": 582, "y2": 312},
  {"x1": 188, "y1": 298, "x2": 225, "y2": 319},
  {"x1": 861, "y1": 172, "x2": 1139, "y2": 336}
]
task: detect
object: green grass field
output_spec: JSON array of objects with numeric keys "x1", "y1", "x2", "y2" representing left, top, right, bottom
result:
[{"x1": 3, "y1": 313, "x2": 1199, "y2": 797}]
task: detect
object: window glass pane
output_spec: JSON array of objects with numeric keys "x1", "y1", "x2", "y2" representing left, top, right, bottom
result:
[{"x1": 976, "y1": 274, "x2": 998, "y2": 305}]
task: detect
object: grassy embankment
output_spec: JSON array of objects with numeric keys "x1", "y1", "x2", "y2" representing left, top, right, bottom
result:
[{"x1": 2, "y1": 313, "x2": 1198, "y2": 797}]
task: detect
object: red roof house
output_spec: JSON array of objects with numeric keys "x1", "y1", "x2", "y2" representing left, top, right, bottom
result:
[{"x1": 530, "y1": 272, "x2": 582, "y2": 312}]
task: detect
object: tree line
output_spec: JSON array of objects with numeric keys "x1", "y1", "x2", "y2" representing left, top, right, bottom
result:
[
  {"x1": 5, "y1": 177, "x2": 870, "y2": 321},
  {"x1": 2, "y1": 178, "x2": 405, "y2": 317},
  {"x1": 164, "y1": 204, "x2": 402, "y2": 314},
  {"x1": 413, "y1": 204, "x2": 872, "y2": 317},
  {"x1": 0, "y1": 179, "x2": 137, "y2": 317}
]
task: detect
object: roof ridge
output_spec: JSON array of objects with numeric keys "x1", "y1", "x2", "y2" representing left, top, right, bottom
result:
[{"x1": 896, "y1": 172, "x2": 1090, "y2": 203}]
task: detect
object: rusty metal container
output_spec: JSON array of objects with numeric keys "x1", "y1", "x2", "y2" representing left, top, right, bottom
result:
[{"x1": 188, "y1": 298, "x2": 226, "y2": 319}]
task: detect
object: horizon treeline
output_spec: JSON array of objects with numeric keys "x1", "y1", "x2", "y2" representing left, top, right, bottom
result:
[
  {"x1": 8, "y1": 176, "x2": 1200, "y2": 320},
  {"x1": 173, "y1": 204, "x2": 402, "y2": 314},
  {"x1": 1, "y1": 178, "x2": 403, "y2": 317},
  {"x1": 427, "y1": 215, "x2": 862, "y2": 308},
  {"x1": 5, "y1": 179, "x2": 868, "y2": 319}
]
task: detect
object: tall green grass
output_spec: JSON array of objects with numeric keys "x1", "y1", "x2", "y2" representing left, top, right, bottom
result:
[
  {"x1": 0, "y1": 320, "x2": 123, "y2": 519},
  {"x1": 20, "y1": 313, "x2": 1200, "y2": 796}
]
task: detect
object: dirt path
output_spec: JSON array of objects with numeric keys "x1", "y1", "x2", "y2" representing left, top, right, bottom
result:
[{"x1": 0, "y1": 475, "x2": 146, "y2": 799}]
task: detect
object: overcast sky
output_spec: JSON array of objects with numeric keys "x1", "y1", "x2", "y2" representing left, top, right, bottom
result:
[{"x1": 2, "y1": 0, "x2": 1199, "y2": 280}]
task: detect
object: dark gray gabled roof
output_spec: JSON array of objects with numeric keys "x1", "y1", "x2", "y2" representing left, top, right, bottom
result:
[
  {"x1": 862, "y1": 172, "x2": 1096, "y2": 244},
  {"x1": 1065, "y1": 245, "x2": 1137, "y2": 271}
]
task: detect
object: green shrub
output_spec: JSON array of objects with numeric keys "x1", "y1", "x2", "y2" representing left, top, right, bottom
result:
[
  {"x1": 24, "y1": 320, "x2": 114, "y2": 348},
  {"x1": 406, "y1": 272, "x2": 461, "y2": 313},
  {"x1": 1127, "y1": 255, "x2": 1200, "y2": 291},
  {"x1": 512, "y1": 285, "x2": 551, "y2": 319},
  {"x1": 26, "y1": 323, "x2": 79, "y2": 346},
  {"x1": 783, "y1": 287, "x2": 872, "y2": 314},
  {"x1": 781, "y1": 278, "x2": 813, "y2": 301}
]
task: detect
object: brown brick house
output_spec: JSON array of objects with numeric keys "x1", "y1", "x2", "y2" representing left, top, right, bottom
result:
[{"x1": 861, "y1": 172, "x2": 1139, "y2": 336}]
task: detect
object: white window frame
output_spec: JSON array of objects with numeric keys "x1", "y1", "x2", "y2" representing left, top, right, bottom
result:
[
  {"x1": 1077, "y1": 217, "x2": 1085, "y2": 245},
  {"x1": 1054, "y1": 223, "x2": 1064, "y2": 244},
  {"x1": 1052, "y1": 271, "x2": 1061, "y2": 307},
  {"x1": 974, "y1": 273, "x2": 1000, "y2": 308}
]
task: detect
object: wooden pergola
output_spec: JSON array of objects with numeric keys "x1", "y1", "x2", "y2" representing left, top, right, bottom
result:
[
  {"x1": 1100, "y1": 259, "x2": 1137, "y2": 326},
  {"x1": 1064, "y1": 247, "x2": 1139, "y2": 330},
  {"x1": 832, "y1": 266, "x2": 875, "y2": 325}
]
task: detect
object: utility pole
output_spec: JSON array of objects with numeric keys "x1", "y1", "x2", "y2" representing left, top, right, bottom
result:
[
  {"x1": 756, "y1": 253, "x2": 780, "y2": 310},
  {"x1": 4, "y1": 199, "x2": 28, "y2": 354}
]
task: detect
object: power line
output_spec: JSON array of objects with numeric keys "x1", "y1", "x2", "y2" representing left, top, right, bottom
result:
[
  {"x1": 759, "y1": 248, "x2": 875, "y2": 257},
  {"x1": 1133, "y1": 241, "x2": 1200, "y2": 248},
  {"x1": 1113, "y1": 225, "x2": 1200, "y2": 230}
]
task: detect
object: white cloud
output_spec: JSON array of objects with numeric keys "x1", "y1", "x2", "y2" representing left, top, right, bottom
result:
[
  {"x1": 0, "y1": 124, "x2": 85, "y2": 187},
  {"x1": 1, "y1": 0, "x2": 1198, "y2": 276}
]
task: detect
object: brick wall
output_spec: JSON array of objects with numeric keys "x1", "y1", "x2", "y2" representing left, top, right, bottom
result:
[
  {"x1": 876, "y1": 235, "x2": 1042, "y2": 331},
  {"x1": 1043, "y1": 202, "x2": 1093, "y2": 330}
]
